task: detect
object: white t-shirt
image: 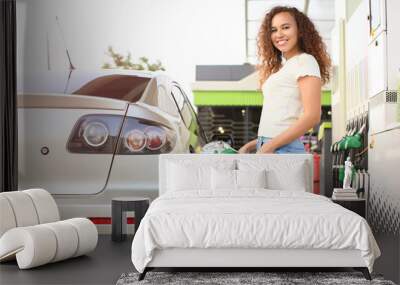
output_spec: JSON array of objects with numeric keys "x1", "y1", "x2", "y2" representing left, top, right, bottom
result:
[{"x1": 257, "y1": 53, "x2": 321, "y2": 138}]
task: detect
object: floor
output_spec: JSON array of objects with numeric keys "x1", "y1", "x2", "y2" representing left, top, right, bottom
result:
[
  {"x1": 0, "y1": 236, "x2": 373, "y2": 285},
  {"x1": 0, "y1": 235, "x2": 133, "y2": 285}
]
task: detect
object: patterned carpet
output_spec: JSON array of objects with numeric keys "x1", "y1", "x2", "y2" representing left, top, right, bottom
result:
[{"x1": 116, "y1": 271, "x2": 396, "y2": 285}]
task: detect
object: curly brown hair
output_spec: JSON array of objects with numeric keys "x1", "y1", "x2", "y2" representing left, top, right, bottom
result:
[{"x1": 257, "y1": 6, "x2": 331, "y2": 86}]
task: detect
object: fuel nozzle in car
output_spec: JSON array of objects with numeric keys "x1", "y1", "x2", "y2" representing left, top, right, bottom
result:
[{"x1": 201, "y1": 141, "x2": 238, "y2": 154}]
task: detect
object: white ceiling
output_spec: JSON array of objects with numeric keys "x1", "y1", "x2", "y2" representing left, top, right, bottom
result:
[{"x1": 246, "y1": 0, "x2": 335, "y2": 62}]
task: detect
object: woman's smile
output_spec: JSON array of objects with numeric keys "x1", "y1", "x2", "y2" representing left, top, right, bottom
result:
[{"x1": 275, "y1": 38, "x2": 288, "y2": 47}]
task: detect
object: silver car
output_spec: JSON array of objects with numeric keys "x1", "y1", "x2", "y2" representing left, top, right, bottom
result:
[{"x1": 18, "y1": 69, "x2": 207, "y2": 231}]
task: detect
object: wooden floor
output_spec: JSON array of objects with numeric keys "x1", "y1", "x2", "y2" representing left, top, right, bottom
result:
[{"x1": 0, "y1": 235, "x2": 133, "y2": 285}]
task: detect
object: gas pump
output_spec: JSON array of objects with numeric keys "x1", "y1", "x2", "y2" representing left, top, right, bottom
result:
[{"x1": 331, "y1": 112, "x2": 369, "y2": 191}]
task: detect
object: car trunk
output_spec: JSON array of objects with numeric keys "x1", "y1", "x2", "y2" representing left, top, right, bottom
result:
[{"x1": 17, "y1": 94, "x2": 128, "y2": 195}]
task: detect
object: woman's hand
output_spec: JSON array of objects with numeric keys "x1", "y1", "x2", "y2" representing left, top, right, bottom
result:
[
  {"x1": 256, "y1": 142, "x2": 276, "y2": 154},
  {"x1": 238, "y1": 139, "x2": 257, "y2": 154},
  {"x1": 238, "y1": 145, "x2": 250, "y2": 154}
]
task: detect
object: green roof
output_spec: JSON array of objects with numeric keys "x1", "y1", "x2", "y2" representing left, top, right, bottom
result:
[
  {"x1": 194, "y1": 91, "x2": 263, "y2": 106},
  {"x1": 321, "y1": 90, "x2": 331, "y2": 106},
  {"x1": 194, "y1": 90, "x2": 331, "y2": 107}
]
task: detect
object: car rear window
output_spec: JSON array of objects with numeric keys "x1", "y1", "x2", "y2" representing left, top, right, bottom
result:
[{"x1": 72, "y1": 75, "x2": 151, "y2": 103}]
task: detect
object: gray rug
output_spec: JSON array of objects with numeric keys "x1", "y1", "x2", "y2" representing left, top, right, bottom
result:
[{"x1": 116, "y1": 271, "x2": 396, "y2": 285}]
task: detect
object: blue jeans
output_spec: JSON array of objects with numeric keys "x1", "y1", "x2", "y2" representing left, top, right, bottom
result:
[{"x1": 256, "y1": 136, "x2": 306, "y2": 154}]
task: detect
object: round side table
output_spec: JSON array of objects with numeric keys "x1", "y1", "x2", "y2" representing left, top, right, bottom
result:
[{"x1": 111, "y1": 197, "x2": 150, "y2": 242}]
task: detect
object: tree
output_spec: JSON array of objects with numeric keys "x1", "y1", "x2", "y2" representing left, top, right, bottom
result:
[{"x1": 102, "y1": 46, "x2": 165, "y2": 71}]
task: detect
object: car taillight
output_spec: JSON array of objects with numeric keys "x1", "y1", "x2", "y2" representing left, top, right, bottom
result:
[
  {"x1": 67, "y1": 115, "x2": 175, "y2": 154},
  {"x1": 82, "y1": 121, "x2": 109, "y2": 148},
  {"x1": 124, "y1": 129, "x2": 147, "y2": 152},
  {"x1": 117, "y1": 117, "x2": 175, "y2": 154},
  {"x1": 67, "y1": 114, "x2": 123, "y2": 154},
  {"x1": 145, "y1": 126, "x2": 166, "y2": 150}
]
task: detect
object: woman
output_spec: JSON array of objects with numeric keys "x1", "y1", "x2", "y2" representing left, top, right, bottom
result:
[{"x1": 239, "y1": 6, "x2": 331, "y2": 154}]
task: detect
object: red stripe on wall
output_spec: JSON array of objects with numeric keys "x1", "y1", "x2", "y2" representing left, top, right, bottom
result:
[{"x1": 89, "y1": 217, "x2": 135, "y2": 225}]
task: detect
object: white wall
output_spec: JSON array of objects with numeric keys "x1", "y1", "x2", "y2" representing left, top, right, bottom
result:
[{"x1": 17, "y1": 0, "x2": 246, "y2": 89}]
